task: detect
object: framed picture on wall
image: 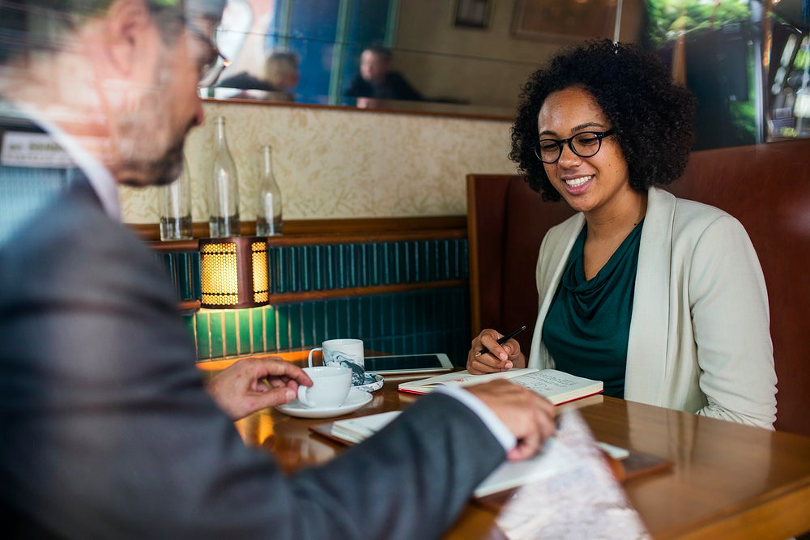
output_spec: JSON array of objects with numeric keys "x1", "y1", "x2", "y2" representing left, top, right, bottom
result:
[
  {"x1": 512, "y1": 0, "x2": 617, "y2": 41},
  {"x1": 454, "y1": 0, "x2": 491, "y2": 28}
]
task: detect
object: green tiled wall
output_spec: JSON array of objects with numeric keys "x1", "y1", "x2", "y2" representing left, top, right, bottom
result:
[
  {"x1": 193, "y1": 287, "x2": 470, "y2": 365},
  {"x1": 159, "y1": 238, "x2": 471, "y2": 365},
  {"x1": 157, "y1": 239, "x2": 468, "y2": 298},
  {"x1": 156, "y1": 250, "x2": 200, "y2": 302},
  {"x1": 268, "y1": 239, "x2": 468, "y2": 293}
]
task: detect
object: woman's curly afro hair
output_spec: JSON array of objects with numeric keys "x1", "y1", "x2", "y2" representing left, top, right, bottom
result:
[{"x1": 510, "y1": 39, "x2": 696, "y2": 201}]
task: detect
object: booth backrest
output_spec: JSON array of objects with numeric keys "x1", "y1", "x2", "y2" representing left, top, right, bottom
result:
[{"x1": 467, "y1": 139, "x2": 810, "y2": 436}]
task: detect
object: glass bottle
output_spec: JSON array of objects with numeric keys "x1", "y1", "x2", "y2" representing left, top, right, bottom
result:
[
  {"x1": 159, "y1": 155, "x2": 193, "y2": 241},
  {"x1": 209, "y1": 116, "x2": 240, "y2": 237},
  {"x1": 255, "y1": 144, "x2": 283, "y2": 236}
]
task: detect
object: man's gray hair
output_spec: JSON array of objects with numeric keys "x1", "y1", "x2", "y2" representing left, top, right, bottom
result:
[{"x1": 0, "y1": 0, "x2": 225, "y2": 64}]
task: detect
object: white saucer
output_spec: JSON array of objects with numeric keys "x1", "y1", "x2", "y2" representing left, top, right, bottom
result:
[
  {"x1": 276, "y1": 388, "x2": 373, "y2": 419},
  {"x1": 355, "y1": 373, "x2": 384, "y2": 393}
]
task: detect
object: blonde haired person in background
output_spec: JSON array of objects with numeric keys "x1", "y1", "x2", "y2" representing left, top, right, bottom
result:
[{"x1": 217, "y1": 49, "x2": 300, "y2": 101}]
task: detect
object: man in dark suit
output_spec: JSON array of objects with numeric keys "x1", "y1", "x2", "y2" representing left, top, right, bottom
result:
[
  {"x1": 344, "y1": 46, "x2": 422, "y2": 101},
  {"x1": 0, "y1": 1, "x2": 556, "y2": 538}
]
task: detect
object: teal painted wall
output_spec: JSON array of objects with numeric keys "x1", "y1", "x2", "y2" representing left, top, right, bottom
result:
[{"x1": 160, "y1": 238, "x2": 471, "y2": 365}]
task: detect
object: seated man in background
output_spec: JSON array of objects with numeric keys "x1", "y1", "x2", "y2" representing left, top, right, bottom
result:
[
  {"x1": 216, "y1": 49, "x2": 300, "y2": 101},
  {"x1": 345, "y1": 45, "x2": 422, "y2": 101},
  {"x1": 0, "y1": 1, "x2": 556, "y2": 538}
]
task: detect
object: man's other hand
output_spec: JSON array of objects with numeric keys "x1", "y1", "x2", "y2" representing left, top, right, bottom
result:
[{"x1": 465, "y1": 379, "x2": 556, "y2": 461}]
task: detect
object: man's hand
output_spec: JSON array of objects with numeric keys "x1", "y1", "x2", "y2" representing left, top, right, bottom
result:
[
  {"x1": 206, "y1": 357, "x2": 312, "y2": 420},
  {"x1": 465, "y1": 379, "x2": 556, "y2": 461}
]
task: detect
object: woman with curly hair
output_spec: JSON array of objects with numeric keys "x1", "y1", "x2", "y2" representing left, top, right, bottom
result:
[{"x1": 466, "y1": 40, "x2": 777, "y2": 429}]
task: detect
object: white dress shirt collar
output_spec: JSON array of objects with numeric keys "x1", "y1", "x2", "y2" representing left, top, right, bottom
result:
[{"x1": 10, "y1": 103, "x2": 122, "y2": 221}]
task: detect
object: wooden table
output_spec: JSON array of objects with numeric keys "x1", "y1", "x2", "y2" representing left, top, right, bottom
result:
[{"x1": 200, "y1": 358, "x2": 810, "y2": 539}]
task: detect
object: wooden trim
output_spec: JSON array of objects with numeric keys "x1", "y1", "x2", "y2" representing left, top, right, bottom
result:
[
  {"x1": 465, "y1": 174, "x2": 527, "y2": 341},
  {"x1": 151, "y1": 240, "x2": 199, "y2": 252},
  {"x1": 149, "y1": 229, "x2": 466, "y2": 250},
  {"x1": 271, "y1": 216, "x2": 466, "y2": 234},
  {"x1": 263, "y1": 229, "x2": 466, "y2": 246},
  {"x1": 253, "y1": 280, "x2": 466, "y2": 304},
  {"x1": 201, "y1": 97, "x2": 512, "y2": 122},
  {"x1": 466, "y1": 175, "x2": 483, "y2": 338},
  {"x1": 134, "y1": 216, "x2": 467, "y2": 243},
  {"x1": 133, "y1": 221, "x2": 253, "y2": 241},
  {"x1": 180, "y1": 280, "x2": 468, "y2": 315}
]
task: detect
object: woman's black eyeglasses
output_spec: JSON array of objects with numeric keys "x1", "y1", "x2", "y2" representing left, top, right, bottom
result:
[{"x1": 534, "y1": 129, "x2": 616, "y2": 164}]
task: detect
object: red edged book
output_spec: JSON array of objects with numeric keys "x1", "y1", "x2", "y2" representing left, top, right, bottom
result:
[{"x1": 397, "y1": 368, "x2": 603, "y2": 405}]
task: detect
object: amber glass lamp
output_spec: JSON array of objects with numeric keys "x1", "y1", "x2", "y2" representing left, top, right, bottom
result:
[{"x1": 199, "y1": 236, "x2": 269, "y2": 309}]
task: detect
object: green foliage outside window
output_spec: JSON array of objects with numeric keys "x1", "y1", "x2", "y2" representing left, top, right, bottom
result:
[
  {"x1": 645, "y1": 0, "x2": 751, "y2": 48},
  {"x1": 646, "y1": 0, "x2": 757, "y2": 148},
  {"x1": 728, "y1": 50, "x2": 758, "y2": 145}
]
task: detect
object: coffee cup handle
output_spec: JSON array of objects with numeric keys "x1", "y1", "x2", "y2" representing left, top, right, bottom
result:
[
  {"x1": 297, "y1": 385, "x2": 312, "y2": 407},
  {"x1": 307, "y1": 347, "x2": 323, "y2": 367}
]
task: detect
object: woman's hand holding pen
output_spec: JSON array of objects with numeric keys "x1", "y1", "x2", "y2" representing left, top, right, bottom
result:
[{"x1": 467, "y1": 326, "x2": 527, "y2": 374}]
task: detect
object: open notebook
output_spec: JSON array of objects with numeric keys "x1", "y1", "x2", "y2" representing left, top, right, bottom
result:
[
  {"x1": 397, "y1": 368, "x2": 603, "y2": 405},
  {"x1": 310, "y1": 409, "x2": 672, "y2": 500}
]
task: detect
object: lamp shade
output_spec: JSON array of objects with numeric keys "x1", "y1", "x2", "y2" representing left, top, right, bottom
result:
[{"x1": 199, "y1": 236, "x2": 269, "y2": 309}]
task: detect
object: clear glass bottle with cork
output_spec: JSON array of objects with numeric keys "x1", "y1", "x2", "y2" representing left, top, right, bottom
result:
[
  {"x1": 209, "y1": 116, "x2": 240, "y2": 237},
  {"x1": 256, "y1": 144, "x2": 283, "y2": 236}
]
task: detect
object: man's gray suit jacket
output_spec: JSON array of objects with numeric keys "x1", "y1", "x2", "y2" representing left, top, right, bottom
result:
[{"x1": 0, "y1": 147, "x2": 505, "y2": 539}]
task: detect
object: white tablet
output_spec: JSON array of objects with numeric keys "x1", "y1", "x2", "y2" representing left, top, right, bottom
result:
[{"x1": 365, "y1": 353, "x2": 454, "y2": 375}]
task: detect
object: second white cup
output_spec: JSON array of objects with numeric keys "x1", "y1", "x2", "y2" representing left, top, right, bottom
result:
[
  {"x1": 308, "y1": 338, "x2": 366, "y2": 386},
  {"x1": 297, "y1": 366, "x2": 352, "y2": 408}
]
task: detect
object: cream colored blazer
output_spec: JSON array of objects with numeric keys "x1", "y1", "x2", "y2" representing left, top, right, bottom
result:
[{"x1": 527, "y1": 187, "x2": 777, "y2": 429}]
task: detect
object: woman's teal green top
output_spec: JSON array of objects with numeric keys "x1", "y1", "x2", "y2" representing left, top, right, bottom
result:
[{"x1": 541, "y1": 220, "x2": 644, "y2": 398}]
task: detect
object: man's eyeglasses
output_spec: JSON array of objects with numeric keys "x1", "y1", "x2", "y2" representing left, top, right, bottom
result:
[
  {"x1": 185, "y1": 21, "x2": 230, "y2": 87},
  {"x1": 533, "y1": 129, "x2": 616, "y2": 164}
]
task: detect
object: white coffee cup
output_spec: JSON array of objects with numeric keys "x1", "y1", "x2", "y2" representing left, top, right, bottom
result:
[
  {"x1": 297, "y1": 366, "x2": 352, "y2": 408},
  {"x1": 308, "y1": 338, "x2": 364, "y2": 368}
]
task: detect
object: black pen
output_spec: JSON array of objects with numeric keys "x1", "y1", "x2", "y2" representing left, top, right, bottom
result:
[{"x1": 476, "y1": 324, "x2": 527, "y2": 357}]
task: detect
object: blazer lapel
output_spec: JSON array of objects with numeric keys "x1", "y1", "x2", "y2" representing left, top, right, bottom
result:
[
  {"x1": 529, "y1": 213, "x2": 584, "y2": 368},
  {"x1": 624, "y1": 187, "x2": 674, "y2": 405}
]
